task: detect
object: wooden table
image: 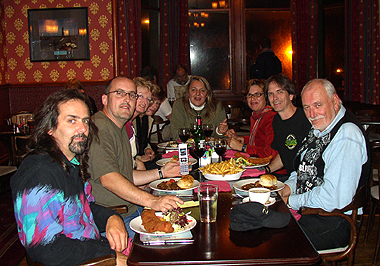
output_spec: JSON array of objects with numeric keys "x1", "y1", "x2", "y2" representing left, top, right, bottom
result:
[{"x1": 128, "y1": 192, "x2": 320, "y2": 266}]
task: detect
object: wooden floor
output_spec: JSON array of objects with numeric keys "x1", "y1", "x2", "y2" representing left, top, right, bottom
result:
[{"x1": 15, "y1": 215, "x2": 380, "y2": 266}]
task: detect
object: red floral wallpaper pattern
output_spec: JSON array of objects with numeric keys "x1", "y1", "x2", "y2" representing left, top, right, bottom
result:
[{"x1": 2, "y1": 0, "x2": 114, "y2": 84}]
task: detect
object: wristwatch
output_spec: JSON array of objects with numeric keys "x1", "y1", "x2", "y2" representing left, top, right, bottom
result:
[
  {"x1": 158, "y1": 167, "x2": 164, "y2": 179},
  {"x1": 242, "y1": 144, "x2": 247, "y2": 152}
]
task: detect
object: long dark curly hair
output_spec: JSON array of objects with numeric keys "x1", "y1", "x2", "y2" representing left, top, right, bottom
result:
[{"x1": 26, "y1": 89, "x2": 98, "y2": 182}]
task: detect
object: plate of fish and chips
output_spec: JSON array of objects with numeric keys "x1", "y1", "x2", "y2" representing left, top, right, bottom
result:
[{"x1": 130, "y1": 208, "x2": 196, "y2": 236}]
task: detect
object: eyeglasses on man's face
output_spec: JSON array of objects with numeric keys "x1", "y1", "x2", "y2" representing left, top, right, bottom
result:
[
  {"x1": 106, "y1": 89, "x2": 137, "y2": 100},
  {"x1": 136, "y1": 94, "x2": 154, "y2": 105},
  {"x1": 247, "y1": 92, "x2": 264, "y2": 99}
]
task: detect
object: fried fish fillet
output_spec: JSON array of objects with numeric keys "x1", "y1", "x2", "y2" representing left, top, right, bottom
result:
[
  {"x1": 141, "y1": 209, "x2": 174, "y2": 233},
  {"x1": 234, "y1": 152, "x2": 273, "y2": 165}
]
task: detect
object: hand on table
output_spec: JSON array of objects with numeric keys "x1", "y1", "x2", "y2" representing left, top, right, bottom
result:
[
  {"x1": 149, "y1": 195, "x2": 184, "y2": 213},
  {"x1": 106, "y1": 215, "x2": 128, "y2": 253},
  {"x1": 227, "y1": 137, "x2": 244, "y2": 151},
  {"x1": 139, "y1": 148, "x2": 156, "y2": 162},
  {"x1": 135, "y1": 158, "x2": 146, "y2": 170},
  {"x1": 161, "y1": 161, "x2": 181, "y2": 177},
  {"x1": 226, "y1": 129, "x2": 237, "y2": 138},
  {"x1": 278, "y1": 184, "x2": 291, "y2": 204}
]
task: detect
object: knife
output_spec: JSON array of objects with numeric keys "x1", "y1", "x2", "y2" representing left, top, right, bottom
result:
[{"x1": 143, "y1": 239, "x2": 194, "y2": 245}]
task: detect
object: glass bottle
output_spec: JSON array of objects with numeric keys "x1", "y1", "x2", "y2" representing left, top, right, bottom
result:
[{"x1": 194, "y1": 115, "x2": 205, "y2": 150}]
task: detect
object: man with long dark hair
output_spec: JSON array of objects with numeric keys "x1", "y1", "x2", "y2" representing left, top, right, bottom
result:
[{"x1": 11, "y1": 89, "x2": 128, "y2": 265}]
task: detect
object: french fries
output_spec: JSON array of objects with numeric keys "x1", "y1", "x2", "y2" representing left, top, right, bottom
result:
[{"x1": 199, "y1": 158, "x2": 244, "y2": 176}]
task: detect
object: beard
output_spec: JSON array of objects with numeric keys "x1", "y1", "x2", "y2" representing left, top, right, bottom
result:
[{"x1": 68, "y1": 133, "x2": 88, "y2": 155}]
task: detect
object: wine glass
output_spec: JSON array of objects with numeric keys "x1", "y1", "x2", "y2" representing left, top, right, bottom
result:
[
  {"x1": 214, "y1": 139, "x2": 227, "y2": 162},
  {"x1": 178, "y1": 128, "x2": 190, "y2": 143},
  {"x1": 203, "y1": 124, "x2": 214, "y2": 140}
]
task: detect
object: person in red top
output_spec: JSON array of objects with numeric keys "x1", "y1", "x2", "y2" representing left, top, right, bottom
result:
[{"x1": 227, "y1": 79, "x2": 283, "y2": 173}]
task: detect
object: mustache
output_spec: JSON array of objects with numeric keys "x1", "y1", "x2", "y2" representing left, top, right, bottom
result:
[
  {"x1": 71, "y1": 133, "x2": 88, "y2": 142},
  {"x1": 309, "y1": 115, "x2": 325, "y2": 121}
]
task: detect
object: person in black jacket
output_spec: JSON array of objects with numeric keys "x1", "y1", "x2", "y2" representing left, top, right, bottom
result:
[
  {"x1": 11, "y1": 89, "x2": 128, "y2": 265},
  {"x1": 249, "y1": 37, "x2": 282, "y2": 80}
]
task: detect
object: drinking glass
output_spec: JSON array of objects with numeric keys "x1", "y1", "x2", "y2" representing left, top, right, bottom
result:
[
  {"x1": 198, "y1": 184, "x2": 218, "y2": 223},
  {"x1": 203, "y1": 124, "x2": 214, "y2": 139},
  {"x1": 178, "y1": 128, "x2": 190, "y2": 143},
  {"x1": 214, "y1": 139, "x2": 227, "y2": 162}
]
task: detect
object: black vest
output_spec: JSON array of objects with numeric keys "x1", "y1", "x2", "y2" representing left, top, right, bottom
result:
[{"x1": 293, "y1": 109, "x2": 371, "y2": 194}]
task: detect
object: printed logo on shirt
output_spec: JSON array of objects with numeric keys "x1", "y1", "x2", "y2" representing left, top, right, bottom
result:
[{"x1": 285, "y1": 134, "x2": 297, "y2": 150}]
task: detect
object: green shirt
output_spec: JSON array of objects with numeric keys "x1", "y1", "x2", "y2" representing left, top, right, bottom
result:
[
  {"x1": 170, "y1": 100, "x2": 227, "y2": 140},
  {"x1": 88, "y1": 111, "x2": 137, "y2": 217}
]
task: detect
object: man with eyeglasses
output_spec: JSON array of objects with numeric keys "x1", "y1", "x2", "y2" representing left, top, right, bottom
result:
[
  {"x1": 264, "y1": 74, "x2": 311, "y2": 182},
  {"x1": 88, "y1": 77, "x2": 183, "y2": 242}
]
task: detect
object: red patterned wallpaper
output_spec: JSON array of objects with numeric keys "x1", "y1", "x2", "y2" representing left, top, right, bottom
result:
[{"x1": 3, "y1": 0, "x2": 114, "y2": 84}]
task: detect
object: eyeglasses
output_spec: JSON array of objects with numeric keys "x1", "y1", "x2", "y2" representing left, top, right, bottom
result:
[
  {"x1": 136, "y1": 94, "x2": 154, "y2": 105},
  {"x1": 106, "y1": 90, "x2": 137, "y2": 100},
  {"x1": 247, "y1": 92, "x2": 264, "y2": 98}
]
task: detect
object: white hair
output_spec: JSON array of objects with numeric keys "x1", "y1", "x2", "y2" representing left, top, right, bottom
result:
[{"x1": 302, "y1": 79, "x2": 342, "y2": 106}]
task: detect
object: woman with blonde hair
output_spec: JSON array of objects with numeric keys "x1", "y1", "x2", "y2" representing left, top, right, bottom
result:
[{"x1": 170, "y1": 76, "x2": 227, "y2": 140}]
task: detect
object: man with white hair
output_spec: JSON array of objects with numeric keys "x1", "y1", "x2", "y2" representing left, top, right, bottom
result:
[{"x1": 279, "y1": 79, "x2": 370, "y2": 250}]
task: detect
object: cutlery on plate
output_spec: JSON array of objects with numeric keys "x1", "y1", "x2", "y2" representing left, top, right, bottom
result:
[{"x1": 143, "y1": 239, "x2": 194, "y2": 245}]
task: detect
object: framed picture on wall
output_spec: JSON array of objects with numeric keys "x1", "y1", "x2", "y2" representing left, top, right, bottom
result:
[{"x1": 28, "y1": 7, "x2": 90, "y2": 62}]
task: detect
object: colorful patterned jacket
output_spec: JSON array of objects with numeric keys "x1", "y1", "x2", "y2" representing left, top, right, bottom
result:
[{"x1": 11, "y1": 153, "x2": 117, "y2": 266}]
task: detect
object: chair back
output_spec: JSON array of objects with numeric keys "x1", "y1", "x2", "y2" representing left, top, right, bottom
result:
[
  {"x1": 149, "y1": 116, "x2": 170, "y2": 143},
  {"x1": 9, "y1": 112, "x2": 33, "y2": 127},
  {"x1": 301, "y1": 183, "x2": 368, "y2": 266}
]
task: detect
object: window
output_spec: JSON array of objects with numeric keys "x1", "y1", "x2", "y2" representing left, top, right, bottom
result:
[
  {"x1": 245, "y1": 10, "x2": 292, "y2": 80},
  {"x1": 188, "y1": 0, "x2": 291, "y2": 98},
  {"x1": 141, "y1": 1, "x2": 160, "y2": 72},
  {"x1": 189, "y1": 11, "x2": 230, "y2": 90}
]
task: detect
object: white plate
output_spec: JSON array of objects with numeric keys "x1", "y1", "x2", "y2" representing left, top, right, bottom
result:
[
  {"x1": 157, "y1": 141, "x2": 179, "y2": 150},
  {"x1": 242, "y1": 197, "x2": 276, "y2": 206},
  {"x1": 149, "y1": 178, "x2": 200, "y2": 196},
  {"x1": 202, "y1": 170, "x2": 245, "y2": 181},
  {"x1": 242, "y1": 161, "x2": 270, "y2": 169},
  {"x1": 156, "y1": 158, "x2": 197, "y2": 167},
  {"x1": 233, "y1": 178, "x2": 285, "y2": 196},
  {"x1": 129, "y1": 212, "x2": 197, "y2": 236}
]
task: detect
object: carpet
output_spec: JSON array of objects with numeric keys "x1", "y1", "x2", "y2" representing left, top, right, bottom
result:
[{"x1": 0, "y1": 187, "x2": 25, "y2": 266}]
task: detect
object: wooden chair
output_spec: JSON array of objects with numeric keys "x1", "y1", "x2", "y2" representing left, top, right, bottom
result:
[
  {"x1": 301, "y1": 184, "x2": 368, "y2": 266},
  {"x1": 364, "y1": 141, "x2": 380, "y2": 264},
  {"x1": 149, "y1": 115, "x2": 170, "y2": 143},
  {"x1": 25, "y1": 205, "x2": 128, "y2": 266}
]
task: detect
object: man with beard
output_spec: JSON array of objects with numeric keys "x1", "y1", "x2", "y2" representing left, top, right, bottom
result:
[
  {"x1": 11, "y1": 89, "x2": 128, "y2": 265},
  {"x1": 279, "y1": 79, "x2": 370, "y2": 250},
  {"x1": 167, "y1": 64, "x2": 191, "y2": 101},
  {"x1": 88, "y1": 77, "x2": 183, "y2": 240}
]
